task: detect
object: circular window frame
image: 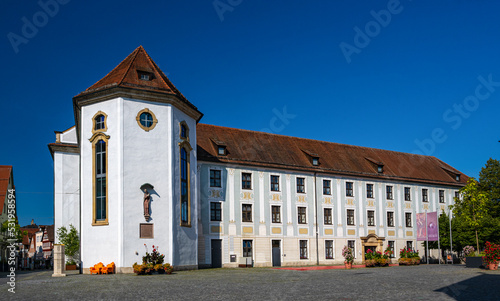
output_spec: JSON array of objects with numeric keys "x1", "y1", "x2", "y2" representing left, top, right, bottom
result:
[{"x1": 136, "y1": 108, "x2": 158, "y2": 132}]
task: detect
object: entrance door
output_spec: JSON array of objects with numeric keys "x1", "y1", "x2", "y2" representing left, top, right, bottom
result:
[
  {"x1": 272, "y1": 240, "x2": 281, "y2": 267},
  {"x1": 211, "y1": 239, "x2": 222, "y2": 268},
  {"x1": 365, "y1": 246, "x2": 376, "y2": 253}
]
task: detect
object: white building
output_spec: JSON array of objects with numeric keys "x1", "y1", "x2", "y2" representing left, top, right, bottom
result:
[{"x1": 49, "y1": 46, "x2": 466, "y2": 272}]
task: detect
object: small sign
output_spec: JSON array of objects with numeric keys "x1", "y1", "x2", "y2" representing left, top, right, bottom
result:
[
  {"x1": 140, "y1": 223, "x2": 154, "y2": 238},
  {"x1": 230, "y1": 255, "x2": 236, "y2": 262}
]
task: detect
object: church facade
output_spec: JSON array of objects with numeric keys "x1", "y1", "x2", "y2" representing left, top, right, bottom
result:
[{"x1": 49, "y1": 46, "x2": 467, "y2": 273}]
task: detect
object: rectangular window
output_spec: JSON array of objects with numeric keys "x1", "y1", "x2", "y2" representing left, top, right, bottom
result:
[
  {"x1": 297, "y1": 177, "x2": 305, "y2": 193},
  {"x1": 387, "y1": 211, "x2": 394, "y2": 227},
  {"x1": 388, "y1": 241, "x2": 395, "y2": 258},
  {"x1": 272, "y1": 205, "x2": 281, "y2": 223},
  {"x1": 386, "y1": 186, "x2": 393, "y2": 200},
  {"x1": 325, "y1": 240, "x2": 334, "y2": 259},
  {"x1": 242, "y1": 173, "x2": 252, "y2": 190},
  {"x1": 455, "y1": 191, "x2": 460, "y2": 200},
  {"x1": 324, "y1": 208, "x2": 332, "y2": 225},
  {"x1": 366, "y1": 184, "x2": 374, "y2": 198},
  {"x1": 406, "y1": 212, "x2": 412, "y2": 228},
  {"x1": 346, "y1": 182, "x2": 354, "y2": 197},
  {"x1": 243, "y1": 240, "x2": 252, "y2": 257},
  {"x1": 271, "y1": 175, "x2": 280, "y2": 191},
  {"x1": 404, "y1": 187, "x2": 411, "y2": 201},
  {"x1": 298, "y1": 207, "x2": 307, "y2": 224},
  {"x1": 323, "y1": 180, "x2": 331, "y2": 195},
  {"x1": 348, "y1": 240, "x2": 356, "y2": 258},
  {"x1": 439, "y1": 190, "x2": 445, "y2": 203},
  {"x1": 300, "y1": 240, "x2": 308, "y2": 259},
  {"x1": 181, "y1": 148, "x2": 190, "y2": 225},
  {"x1": 407, "y1": 241, "x2": 413, "y2": 251},
  {"x1": 347, "y1": 209, "x2": 355, "y2": 225},
  {"x1": 210, "y1": 169, "x2": 221, "y2": 187},
  {"x1": 367, "y1": 210, "x2": 375, "y2": 226},
  {"x1": 242, "y1": 204, "x2": 252, "y2": 222},
  {"x1": 210, "y1": 202, "x2": 222, "y2": 221},
  {"x1": 422, "y1": 189, "x2": 428, "y2": 202}
]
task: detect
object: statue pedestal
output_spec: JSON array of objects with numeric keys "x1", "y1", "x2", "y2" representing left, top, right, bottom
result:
[{"x1": 52, "y1": 244, "x2": 67, "y2": 277}]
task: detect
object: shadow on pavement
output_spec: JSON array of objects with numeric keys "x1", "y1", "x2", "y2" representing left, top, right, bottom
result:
[{"x1": 435, "y1": 272, "x2": 500, "y2": 300}]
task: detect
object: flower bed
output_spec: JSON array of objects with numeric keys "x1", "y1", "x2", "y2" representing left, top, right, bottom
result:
[
  {"x1": 134, "y1": 244, "x2": 174, "y2": 275},
  {"x1": 365, "y1": 247, "x2": 392, "y2": 267},
  {"x1": 398, "y1": 248, "x2": 420, "y2": 266}
]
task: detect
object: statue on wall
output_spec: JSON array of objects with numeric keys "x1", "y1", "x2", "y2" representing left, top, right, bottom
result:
[{"x1": 143, "y1": 189, "x2": 151, "y2": 221}]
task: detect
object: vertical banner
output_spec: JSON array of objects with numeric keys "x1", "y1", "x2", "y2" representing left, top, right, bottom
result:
[
  {"x1": 427, "y1": 212, "x2": 439, "y2": 241},
  {"x1": 417, "y1": 213, "x2": 427, "y2": 241}
]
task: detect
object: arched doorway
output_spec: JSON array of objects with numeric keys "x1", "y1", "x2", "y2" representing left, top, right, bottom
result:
[{"x1": 360, "y1": 234, "x2": 385, "y2": 262}]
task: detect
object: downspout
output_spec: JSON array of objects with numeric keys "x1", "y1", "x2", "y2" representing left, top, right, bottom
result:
[{"x1": 314, "y1": 172, "x2": 319, "y2": 266}]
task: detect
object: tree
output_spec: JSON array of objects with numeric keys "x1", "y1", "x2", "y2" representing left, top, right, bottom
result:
[
  {"x1": 452, "y1": 178, "x2": 489, "y2": 252},
  {"x1": 56, "y1": 224, "x2": 80, "y2": 263},
  {"x1": 1, "y1": 219, "x2": 24, "y2": 243},
  {"x1": 479, "y1": 158, "x2": 500, "y2": 218}
]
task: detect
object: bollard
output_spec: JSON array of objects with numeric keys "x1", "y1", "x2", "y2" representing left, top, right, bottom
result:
[{"x1": 52, "y1": 244, "x2": 66, "y2": 277}]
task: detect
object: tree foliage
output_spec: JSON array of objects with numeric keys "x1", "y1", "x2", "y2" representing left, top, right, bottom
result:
[
  {"x1": 452, "y1": 178, "x2": 489, "y2": 252},
  {"x1": 1, "y1": 219, "x2": 24, "y2": 243},
  {"x1": 479, "y1": 158, "x2": 500, "y2": 217},
  {"x1": 56, "y1": 224, "x2": 80, "y2": 262}
]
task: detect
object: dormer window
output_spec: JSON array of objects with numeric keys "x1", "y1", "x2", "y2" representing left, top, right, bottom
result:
[
  {"x1": 312, "y1": 157, "x2": 319, "y2": 166},
  {"x1": 218, "y1": 146, "x2": 226, "y2": 156},
  {"x1": 138, "y1": 71, "x2": 154, "y2": 81},
  {"x1": 378, "y1": 165, "x2": 384, "y2": 173},
  {"x1": 301, "y1": 149, "x2": 320, "y2": 166},
  {"x1": 455, "y1": 174, "x2": 460, "y2": 181}
]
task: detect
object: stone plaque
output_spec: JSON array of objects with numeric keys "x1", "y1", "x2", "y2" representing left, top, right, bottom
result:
[{"x1": 140, "y1": 223, "x2": 154, "y2": 238}]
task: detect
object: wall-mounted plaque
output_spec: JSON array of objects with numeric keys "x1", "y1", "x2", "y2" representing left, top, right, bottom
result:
[{"x1": 140, "y1": 223, "x2": 154, "y2": 238}]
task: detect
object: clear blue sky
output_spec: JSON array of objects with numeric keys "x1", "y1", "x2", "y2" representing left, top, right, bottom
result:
[{"x1": 1, "y1": 0, "x2": 499, "y2": 227}]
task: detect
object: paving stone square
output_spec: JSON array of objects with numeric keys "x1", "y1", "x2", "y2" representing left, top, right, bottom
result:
[{"x1": 2, "y1": 265, "x2": 499, "y2": 300}]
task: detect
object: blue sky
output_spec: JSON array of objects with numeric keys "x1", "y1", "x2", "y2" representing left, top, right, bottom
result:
[{"x1": 1, "y1": 0, "x2": 499, "y2": 227}]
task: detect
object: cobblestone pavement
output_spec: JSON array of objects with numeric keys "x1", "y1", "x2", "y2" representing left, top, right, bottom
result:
[{"x1": 1, "y1": 265, "x2": 499, "y2": 300}]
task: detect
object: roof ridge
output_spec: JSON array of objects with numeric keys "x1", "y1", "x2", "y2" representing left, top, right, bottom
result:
[
  {"x1": 198, "y1": 123, "x2": 434, "y2": 160},
  {"x1": 118, "y1": 46, "x2": 141, "y2": 85}
]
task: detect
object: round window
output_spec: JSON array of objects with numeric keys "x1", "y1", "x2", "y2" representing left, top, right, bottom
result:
[{"x1": 136, "y1": 109, "x2": 157, "y2": 132}]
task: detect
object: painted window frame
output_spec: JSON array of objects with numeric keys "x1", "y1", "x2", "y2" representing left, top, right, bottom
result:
[
  {"x1": 242, "y1": 204, "x2": 253, "y2": 223},
  {"x1": 243, "y1": 240, "x2": 253, "y2": 257},
  {"x1": 298, "y1": 206, "x2": 307, "y2": 224},
  {"x1": 90, "y1": 132, "x2": 110, "y2": 226},
  {"x1": 300, "y1": 240, "x2": 308, "y2": 259},
  {"x1": 325, "y1": 240, "x2": 334, "y2": 259},
  {"x1": 387, "y1": 211, "x2": 394, "y2": 227},
  {"x1": 270, "y1": 175, "x2": 280, "y2": 192},
  {"x1": 348, "y1": 240, "x2": 356, "y2": 258},
  {"x1": 346, "y1": 181, "x2": 354, "y2": 197},
  {"x1": 210, "y1": 202, "x2": 222, "y2": 222},
  {"x1": 323, "y1": 179, "x2": 331, "y2": 195},
  {"x1": 271, "y1": 205, "x2": 281, "y2": 223},
  {"x1": 439, "y1": 190, "x2": 445, "y2": 203},
  {"x1": 347, "y1": 209, "x2": 355, "y2": 225},
  {"x1": 366, "y1": 184, "x2": 374, "y2": 198},
  {"x1": 210, "y1": 169, "x2": 222, "y2": 188},
  {"x1": 242, "y1": 172, "x2": 252, "y2": 190},
  {"x1": 405, "y1": 212, "x2": 412, "y2": 228},
  {"x1": 367, "y1": 210, "x2": 375, "y2": 226},
  {"x1": 404, "y1": 187, "x2": 411, "y2": 201},
  {"x1": 296, "y1": 177, "x2": 305, "y2": 193},
  {"x1": 422, "y1": 188, "x2": 428, "y2": 202},
  {"x1": 386, "y1": 185, "x2": 393, "y2": 200},
  {"x1": 136, "y1": 108, "x2": 158, "y2": 132},
  {"x1": 92, "y1": 111, "x2": 108, "y2": 133},
  {"x1": 324, "y1": 208, "x2": 333, "y2": 225}
]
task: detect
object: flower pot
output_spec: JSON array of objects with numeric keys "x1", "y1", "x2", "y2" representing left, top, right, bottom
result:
[
  {"x1": 365, "y1": 259, "x2": 376, "y2": 267},
  {"x1": 465, "y1": 256, "x2": 484, "y2": 268},
  {"x1": 345, "y1": 262, "x2": 352, "y2": 269},
  {"x1": 157, "y1": 269, "x2": 165, "y2": 274},
  {"x1": 488, "y1": 262, "x2": 498, "y2": 270}
]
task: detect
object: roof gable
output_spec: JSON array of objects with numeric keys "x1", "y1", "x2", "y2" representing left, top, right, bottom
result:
[{"x1": 196, "y1": 124, "x2": 467, "y2": 187}]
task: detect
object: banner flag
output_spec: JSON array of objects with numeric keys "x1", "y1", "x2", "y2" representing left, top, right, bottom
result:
[
  {"x1": 427, "y1": 211, "x2": 439, "y2": 241},
  {"x1": 417, "y1": 213, "x2": 427, "y2": 241}
]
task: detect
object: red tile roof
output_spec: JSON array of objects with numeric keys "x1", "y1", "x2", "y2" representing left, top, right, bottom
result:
[
  {"x1": 74, "y1": 46, "x2": 198, "y2": 112},
  {"x1": 0, "y1": 165, "x2": 13, "y2": 215},
  {"x1": 197, "y1": 124, "x2": 467, "y2": 187},
  {"x1": 20, "y1": 227, "x2": 38, "y2": 246}
]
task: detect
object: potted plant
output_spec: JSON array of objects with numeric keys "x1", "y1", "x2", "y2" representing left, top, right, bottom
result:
[
  {"x1": 65, "y1": 259, "x2": 77, "y2": 270},
  {"x1": 57, "y1": 224, "x2": 80, "y2": 269},
  {"x1": 464, "y1": 246, "x2": 485, "y2": 268},
  {"x1": 483, "y1": 241, "x2": 500, "y2": 270},
  {"x1": 398, "y1": 248, "x2": 420, "y2": 266},
  {"x1": 163, "y1": 263, "x2": 173, "y2": 274},
  {"x1": 135, "y1": 244, "x2": 174, "y2": 275},
  {"x1": 364, "y1": 249, "x2": 376, "y2": 267},
  {"x1": 342, "y1": 246, "x2": 354, "y2": 269}
]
